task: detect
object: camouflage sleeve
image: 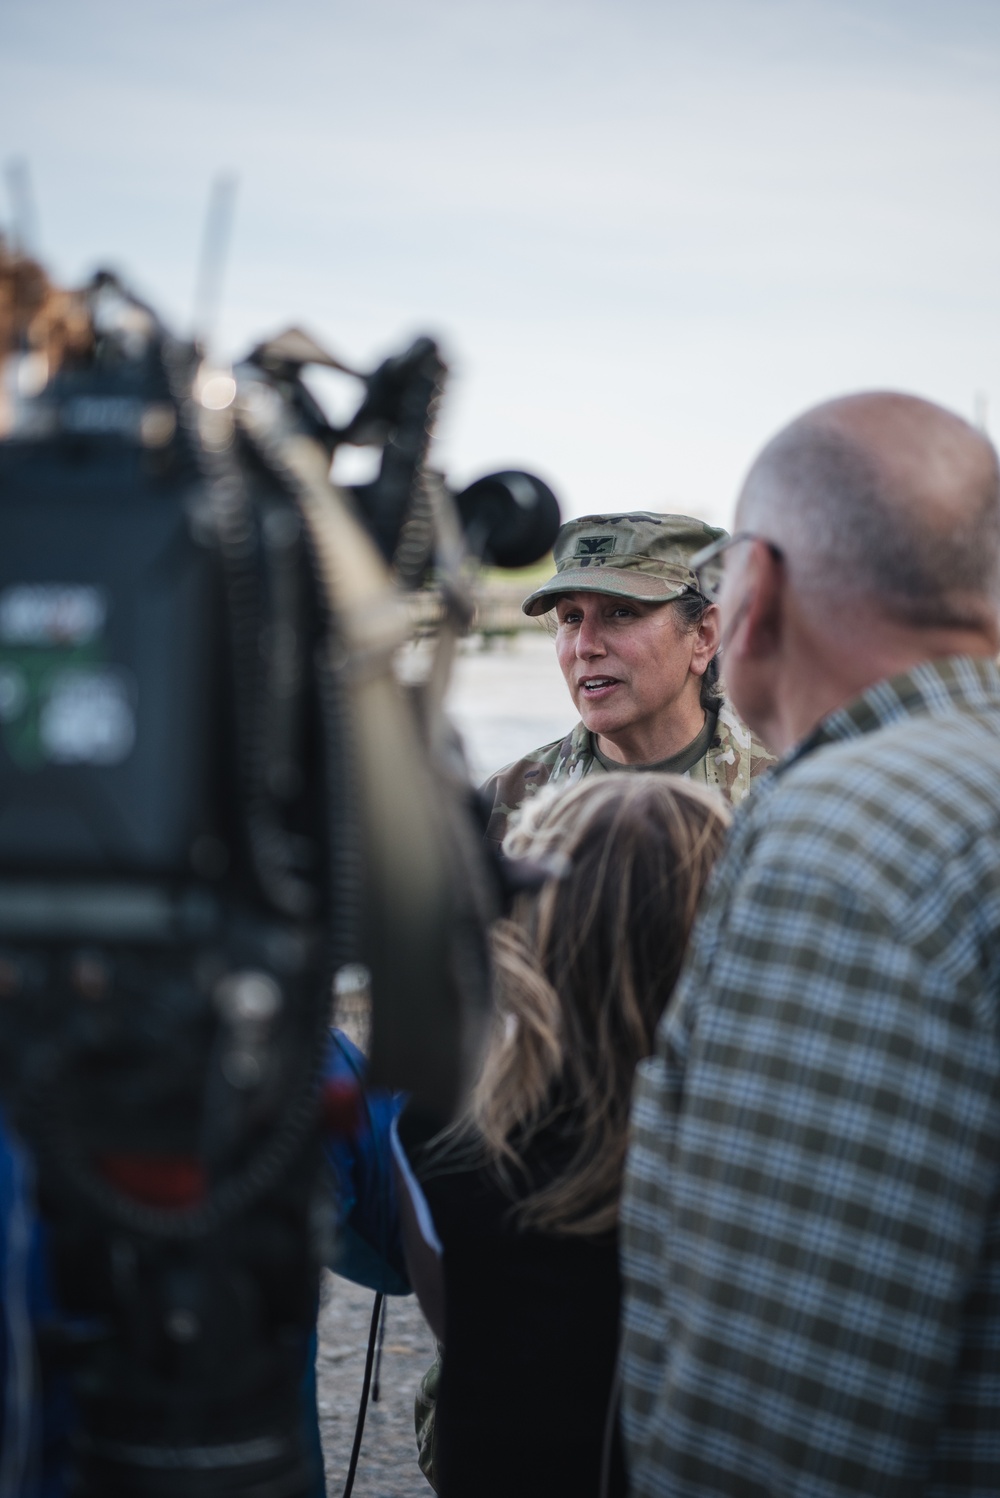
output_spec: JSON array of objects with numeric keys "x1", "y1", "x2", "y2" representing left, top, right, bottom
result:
[
  {"x1": 748, "y1": 733, "x2": 777, "y2": 781},
  {"x1": 414, "y1": 1347, "x2": 443, "y2": 1491},
  {"x1": 690, "y1": 702, "x2": 776, "y2": 806},
  {"x1": 480, "y1": 737, "x2": 568, "y2": 851}
]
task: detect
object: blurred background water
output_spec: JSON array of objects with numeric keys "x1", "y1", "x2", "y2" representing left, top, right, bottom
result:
[{"x1": 446, "y1": 629, "x2": 572, "y2": 785}]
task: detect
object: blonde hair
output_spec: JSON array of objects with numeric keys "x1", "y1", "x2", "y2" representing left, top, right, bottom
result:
[{"x1": 435, "y1": 774, "x2": 729, "y2": 1237}]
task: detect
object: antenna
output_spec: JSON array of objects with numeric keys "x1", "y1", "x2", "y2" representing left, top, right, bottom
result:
[
  {"x1": 191, "y1": 173, "x2": 238, "y2": 356},
  {"x1": 4, "y1": 158, "x2": 40, "y2": 256}
]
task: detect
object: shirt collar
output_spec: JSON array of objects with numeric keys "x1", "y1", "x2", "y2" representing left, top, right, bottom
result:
[
  {"x1": 786, "y1": 655, "x2": 1000, "y2": 771},
  {"x1": 591, "y1": 708, "x2": 718, "y2": 777}
]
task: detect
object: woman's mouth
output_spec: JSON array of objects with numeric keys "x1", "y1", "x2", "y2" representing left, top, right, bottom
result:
[{"x1": 579, "y1": 676, "x2": 620, "y2": 698}]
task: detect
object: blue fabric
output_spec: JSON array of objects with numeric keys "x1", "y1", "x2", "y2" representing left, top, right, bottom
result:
[
  {"x1": 324, "y1": 1028, "x2": 410, "y2": 1295},
  {"x1": 299, "y1": 1331, "x2": 327, "y2": 1498},
  {"x1": 0, "y1": 1028, "x2": 407, "y2": 1494},
  {"x1": 0, "y1": 1114, "x2": 70, "y2": 1497}
]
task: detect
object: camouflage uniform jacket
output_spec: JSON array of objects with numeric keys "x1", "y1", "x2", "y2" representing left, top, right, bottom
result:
[{"x1": 482, "y1": 700, "x2": 775, "y2": 851}]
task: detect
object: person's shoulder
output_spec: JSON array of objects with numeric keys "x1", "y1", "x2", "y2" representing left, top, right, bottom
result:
[
  {"x1": 750, "y1": 709, "x2": 1000, "y2": 895},
  {"x1": 700, "y1": 700, "x2": 777, "y2": 805},
  {"x1": 714, "y1": 700, "x2": 777, "y2": 777},
  {"x1": 482, "y1": 732, "x2": 574, "y2": 803},
  {"x1": 480, "y1": 726, "x2": 586, "y2": 849},
  {"x1": 782, "y1": 708, "x2": 1000, "y2": 814}
]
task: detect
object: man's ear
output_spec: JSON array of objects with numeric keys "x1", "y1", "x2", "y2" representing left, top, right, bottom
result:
[{"x1": 730, "y1": 540, "x2": 783, "y2": 660}]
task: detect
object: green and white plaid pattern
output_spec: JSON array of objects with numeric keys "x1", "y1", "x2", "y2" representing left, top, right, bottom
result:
[{"x1": 620, "y1": 656, "x2": 1000, "y2": 1497}]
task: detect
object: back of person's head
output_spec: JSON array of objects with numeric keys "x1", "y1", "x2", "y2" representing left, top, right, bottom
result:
[
  {"x1": 738, "y1": 392, "x2": 1000, "y2": 632},
  {"x1": 469, "y1": 774, "x2": 730, "y2": 1236}
]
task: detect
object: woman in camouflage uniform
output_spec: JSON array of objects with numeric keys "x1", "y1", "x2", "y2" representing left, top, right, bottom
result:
[{"x1": 482, "y1": 511, "x2": 773, "y2": 849}]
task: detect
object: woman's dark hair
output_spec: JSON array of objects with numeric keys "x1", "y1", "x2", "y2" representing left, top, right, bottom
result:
[{"x1": 672, "y1": 589, "x2": 721, "y2": 709}]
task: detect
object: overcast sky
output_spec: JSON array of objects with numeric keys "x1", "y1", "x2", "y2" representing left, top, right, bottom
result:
[{"x1": 2, "y1": 0, "x2": 998, "y2": 526}]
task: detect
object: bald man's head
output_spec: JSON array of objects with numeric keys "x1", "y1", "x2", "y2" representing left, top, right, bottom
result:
[{"x1": 737, "y1": 393, "x2": 1000, "y2": 630}]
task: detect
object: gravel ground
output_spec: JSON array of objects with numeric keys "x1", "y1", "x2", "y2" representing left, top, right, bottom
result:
[{"x1": 318, "y1": 1272, "x2": 437, "y2": 1498}]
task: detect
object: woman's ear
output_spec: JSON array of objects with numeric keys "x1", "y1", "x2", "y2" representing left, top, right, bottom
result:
[{"x1": 689, "y1": 603, "x2": 721, "y2": 678}]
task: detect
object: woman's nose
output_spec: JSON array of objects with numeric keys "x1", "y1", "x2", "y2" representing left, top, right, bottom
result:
[{"x1": 576, "y1": 618, "x2": 607, "y2": 658}]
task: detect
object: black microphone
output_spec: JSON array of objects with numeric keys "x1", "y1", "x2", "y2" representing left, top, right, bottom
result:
[{"x1": 454, "y1": 470, "x2": 561, "y2": 570}]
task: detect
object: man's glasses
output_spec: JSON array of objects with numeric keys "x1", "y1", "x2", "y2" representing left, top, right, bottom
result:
[{"x1": 689, "y1": 532, "x2": 784, "y2": 603}]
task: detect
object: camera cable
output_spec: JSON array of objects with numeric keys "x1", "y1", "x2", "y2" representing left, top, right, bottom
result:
[{"x1": 341, "y1": 1291, "x2": 384, "y2": 1498}]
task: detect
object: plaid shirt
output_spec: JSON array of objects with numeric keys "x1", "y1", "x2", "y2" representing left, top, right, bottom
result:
[{"x1": 620, "y1": 656, "x2": 1000, "y2": 1497}]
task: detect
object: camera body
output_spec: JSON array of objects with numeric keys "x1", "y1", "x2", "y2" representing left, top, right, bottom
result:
[
  {"x1": 0, "y1": 289, "x2": 348, "y2": 1497},
  {"x1": 0, "y1": 272, "x2": 560, "y2": 1495}
]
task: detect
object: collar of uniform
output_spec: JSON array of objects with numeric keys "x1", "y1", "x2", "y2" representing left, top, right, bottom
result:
[
  {"x1": 551, "y1": 720, "x2": 597, "y2": 782},
  {"x1": 786, "y1": 655, "x2": 1000, "y2": 772},
  {"x1": 591, "y1": 709, "x2": 718, "y2": 776},
  {"x1": 566, "y1": 718, "x2": 594, "y2": 769}
]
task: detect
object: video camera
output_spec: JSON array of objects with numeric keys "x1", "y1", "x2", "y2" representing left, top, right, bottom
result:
[{"x1": 0, "y1": 264, "x2": 559, "y2": 1496}]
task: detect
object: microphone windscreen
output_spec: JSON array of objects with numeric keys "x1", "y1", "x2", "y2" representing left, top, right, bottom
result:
[{"x1": 454, "y1": 470, "x2": 561, "y2": 569}]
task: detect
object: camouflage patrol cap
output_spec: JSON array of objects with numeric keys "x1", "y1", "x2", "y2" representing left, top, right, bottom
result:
[{"x1": 521, "y1": 511, "x2": 729, "y2": 617}]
